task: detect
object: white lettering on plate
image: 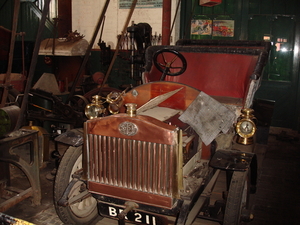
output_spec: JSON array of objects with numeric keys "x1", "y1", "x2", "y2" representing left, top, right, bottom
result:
[
  {"x1": 108, "y1": 206, "x2": 157, "y2": 224},
  {"x1": 108, "y1": 207, "x2": 117, "y2": 216}
]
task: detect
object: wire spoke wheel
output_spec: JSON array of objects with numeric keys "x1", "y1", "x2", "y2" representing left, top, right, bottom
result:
[
  {"x1": 54, "y1": 146, "x2": 102, "y2": 224},
  {"x1": 223, "y1": 170, "x2": 252, "y2": 225}
]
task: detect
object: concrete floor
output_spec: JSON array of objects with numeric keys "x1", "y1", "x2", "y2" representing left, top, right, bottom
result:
[{"x1": 1, "y1": 127, "x2": 300, "y2": 225}]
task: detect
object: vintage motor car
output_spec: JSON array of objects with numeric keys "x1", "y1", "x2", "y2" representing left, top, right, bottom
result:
[{"x1": 53, "y1": 40, "x2": 270, "y2": 225}]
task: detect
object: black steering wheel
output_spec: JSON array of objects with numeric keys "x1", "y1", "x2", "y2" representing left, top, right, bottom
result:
[{"x1": 153, "y1": 49, "x2": 187, "y2": 81}]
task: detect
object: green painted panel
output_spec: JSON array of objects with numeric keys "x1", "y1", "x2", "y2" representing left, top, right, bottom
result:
[
  {"x1": 201, "y1": 6, "x2": 214, "y2": 15},
  {"x1": 19, "y1": 3, "x2": 54, "y2": 41},
  {"x1": 0, "y1": 0, "x2": 14, "y2": 29},
  {"x1": 0, "y1": 2, "x2": 53, "y2": 41},
  {"x1": 268, "y1": 49, "x2": 293, "y2": 81},
  {"x1": 213, "y1": 4, "x2": 225, "y2": 15},
  {"x1": 260, "y1": 0, "x2": 273, "y2": 14},
  {"x1": 224, "y1": 0, "x2": 236, "y2": 14},
  {"x1": 286, "y1": 0, "x2": 298, "y2": 15},
  {"x1": 268, "y1": 16, "x2": 295, "y2": 81},
  {"x1": 247, "y1": 12, "x2": 297, "y2": 129},
  {"x1": 248, "y1": 15, "x2": 271, "y2": 41},
  {"x1": 270, "y1": 0, "x2": 298, "y2": 15},
  {"x1": 248, "y1": 0, "x2": 260, "y2": 14},
  {"x1": 248, "y1": 0, "x2": 298, "y2": 15},
  {"x1": 249, "y1": 16, "x2": 295, "y2": 82},
  {"x1": 273, "y1": 0, "x2": 286, "y2": 14},
  {"x1": 248, "y1": 15, "x2": 272, "y2": 80},
  {"x1": 255, "y1": 82, "x2": 295, "y2": 128}
]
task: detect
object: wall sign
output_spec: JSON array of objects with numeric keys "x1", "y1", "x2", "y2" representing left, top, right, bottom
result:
[
  {"x1": 119, "y1": 0, "x2": 162, "y2": 9},
  {"x1": 212, "y1": 20, "x2": 234, "y2": 37},
  {"x1": 191, "y1": 19, "x2": 212, "y2": 35}
]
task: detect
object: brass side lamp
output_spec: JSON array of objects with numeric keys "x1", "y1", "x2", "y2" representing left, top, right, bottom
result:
[
  {"x1": 235, "y1": 108, "x2": 257, "y2": 145},
  {"x1": 85, "y1": 95, "x2": 106, "y2": 119}
]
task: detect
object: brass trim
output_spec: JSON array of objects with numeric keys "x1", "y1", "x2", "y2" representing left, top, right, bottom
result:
[
  {"x1": 236, "y1": 119, "x2": 256, "y2": 138},
  {"x1": 177, "y1": 129, "x2": 183, "y2": 194}
]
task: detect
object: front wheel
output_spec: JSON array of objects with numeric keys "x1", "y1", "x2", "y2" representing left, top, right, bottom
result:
[
  {"x1": 223, "y1": 170, "x2": 252, "y2": 225},
  {"x1": 54, "y1": 146, "x2": 101, "y2": 224}
]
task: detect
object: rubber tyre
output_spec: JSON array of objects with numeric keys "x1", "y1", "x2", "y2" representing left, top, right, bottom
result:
[
  {"x1": 54, "y1": 146, "x2": 101, "y2": 225},
  {"x1": 223, "y1": 170, "x2": 250, "y2": 225}
]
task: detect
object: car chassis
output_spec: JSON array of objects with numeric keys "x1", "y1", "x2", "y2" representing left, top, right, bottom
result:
[{"x1": 54, "y1": 40, "x2": 270, "y2": 225}]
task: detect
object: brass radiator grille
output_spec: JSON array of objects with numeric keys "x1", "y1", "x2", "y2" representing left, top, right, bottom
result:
[{"x1": 87, "y1": 134, "x2": 177, "y2": 197}]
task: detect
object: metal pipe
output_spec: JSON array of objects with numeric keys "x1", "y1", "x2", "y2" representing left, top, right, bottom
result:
[
  {"x1": 162, "y1": 0, "x2": 171, "y2": 45},
  {"x1": 20, "y1": 32, "x2": 26, "y2": 77},
  {"x1": 67, "y1": 0, "x2": 111, "y2": 102},
  {"x1": 99, "y1": 16, "x2": 106, "y2": 43},
  {"x1": 169, "y1": 0, "x2": 181, "y2": 41},
  {"x1": 101, "y1": 0, "x2": 138, "y2": 88},
  {"x1": 185, "y1": 169, "x2": 221, "y2": 225},
  {"x1": 15, "y1": 0, "x2": 51, "y2": 130}
]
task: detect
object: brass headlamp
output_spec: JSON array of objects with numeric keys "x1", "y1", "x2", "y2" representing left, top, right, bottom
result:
[
  {"x1": 106, "y1": 91, "x2": 124, "y2": 114},
  {"x1": 235, "y1": 108, "x2": 257, "y2": 145},
  {"x1": 85, "y1": 95, "x2": 106, "y2": 119}
]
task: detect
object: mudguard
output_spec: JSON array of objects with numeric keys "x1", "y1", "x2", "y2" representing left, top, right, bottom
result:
[
  {"x1": 54, "y1": 128, "x2": 83, "y2": 147},
  {"x1": 209, "y1": 149, "x2": 257, "y2": 172}
]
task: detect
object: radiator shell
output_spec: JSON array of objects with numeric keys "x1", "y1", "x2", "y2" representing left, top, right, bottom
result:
[{"x1": 84, "y1": 114, "x2": 181, "y2": 208}]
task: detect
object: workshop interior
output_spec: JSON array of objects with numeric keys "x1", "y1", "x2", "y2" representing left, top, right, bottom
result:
[{"x1": 0, "y1": 0, "x2": 299, "y2": 225}]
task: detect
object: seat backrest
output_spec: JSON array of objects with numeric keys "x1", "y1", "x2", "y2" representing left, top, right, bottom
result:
[{"x1": 143, "y1": 40, "x2": 270, "y2": 101}]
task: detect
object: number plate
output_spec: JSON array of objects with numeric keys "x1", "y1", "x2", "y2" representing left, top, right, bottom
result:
[{"x1": 98, "y1": 202, "x2": 168, "y2": 225}]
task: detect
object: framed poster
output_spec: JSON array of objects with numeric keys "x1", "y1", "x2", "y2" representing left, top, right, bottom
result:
[
  {"x1": 191, "y1": 19, "x2": 212, "y2": 35},
  {"x1": 119, "y1": 0, "x2": 162, "y2": 9},
  {"x1": 212, "y1": 20, "x2": 234, "y2": 37}
]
